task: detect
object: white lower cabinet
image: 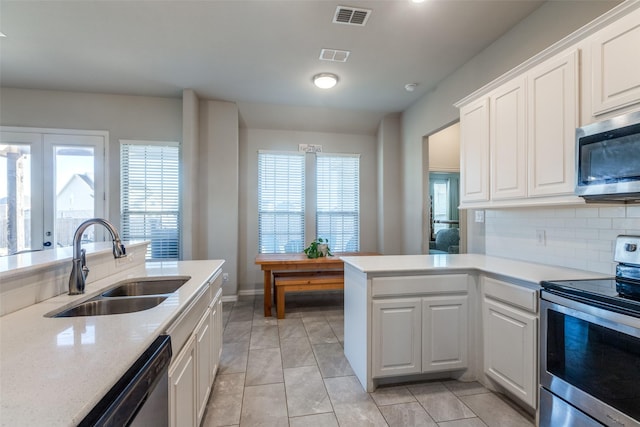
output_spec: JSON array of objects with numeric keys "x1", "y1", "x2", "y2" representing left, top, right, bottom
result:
[
  {"x1": 422, "y1": 295, "x2": 468, "y2": 372},
  {"x1": 372, "y1": 298, "x2": 422, "y2": 377},
  {"x1": 371, "y1": 275, "x2": 469, "y2": 379},
  {"x1": 169, "y1": 334, "x2": 197, "y2": 427},
  {"x1": 167, "y1": 272, "x2": 224, "y2": 427},
  {"x1": 195, "y1": 307, "x2": 213, "y2": 423},
  {"x1": 482, "y1": 277, "x2": 537, "y2": 409}
]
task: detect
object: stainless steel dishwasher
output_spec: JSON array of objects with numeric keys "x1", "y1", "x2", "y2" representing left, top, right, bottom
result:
[{"x1": 78, "y1": 335, "x2": 172, "y2": 427}]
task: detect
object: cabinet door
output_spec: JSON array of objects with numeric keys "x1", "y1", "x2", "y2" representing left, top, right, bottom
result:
[
  {"x1": 211, "y1": 293, "x2": 223, "y2": 381},
  {"x1": 169, "y1": 334, "x2": 197, "y2": 427},
  {"x1": 490, "y1": 78, "x2": 527, "y2": 200},
  {"x1": 527, "y1": 49, "x2": 579, "y2": 197},
  {"x1": 422, "y1": 295, "x2": 468, "y2": 372},
  {"x1": 591, "y1": 8, "x2": 640, "y2": 116},
  {"x1": 372, "y1": 298, "x2": 422, "y2": 378},
  {"x1": 196, "y1": 307, "x2": 213, "y2": 424},
  {"x1": 460, "y1": 98, "x2": 490, "y2": 203},
  {"x1": 483, "y1": 297, "x2": 537, "y2": 408}
]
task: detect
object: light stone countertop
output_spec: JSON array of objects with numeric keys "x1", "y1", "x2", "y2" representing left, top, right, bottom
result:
[
  {"x1": 340, "y1": 253, "x2": 610, "y2": 286},
  {"x1": 0, "y1": 259, "x2": 224, "y2": 427}
]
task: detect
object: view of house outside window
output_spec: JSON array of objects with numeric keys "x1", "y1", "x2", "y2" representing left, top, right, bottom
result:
[{"x1": 0, "y1": 129, "x2": 106, "y2": 256}]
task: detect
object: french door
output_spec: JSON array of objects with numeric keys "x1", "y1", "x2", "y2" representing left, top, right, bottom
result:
[{"x1": 0, "y1": 127, "x2": 106, "y2": 256}]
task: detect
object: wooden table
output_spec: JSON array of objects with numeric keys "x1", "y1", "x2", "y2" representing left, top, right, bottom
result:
[{"x1": 255, "y1": 252, "x2": 371, "y2": 317}]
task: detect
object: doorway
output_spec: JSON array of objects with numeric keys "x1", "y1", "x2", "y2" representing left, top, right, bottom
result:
[{"x1": 423, "y1": 122, "x2": 465, "y2": 254}]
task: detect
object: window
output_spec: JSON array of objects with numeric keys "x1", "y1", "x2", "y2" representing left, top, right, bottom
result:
[
  {"x1": 258, "y1": 151, "x2": 305, "y2": 253},
  {"x1": 120, "y1": 141, "x2": 180, "y2": 260},
  {"x1": 0, "y1": 128, "x2": 106, "y2": 256},
  {"x1": 257, "y1": 150, "x2": 361, "y2": 254},
  {"x1": 316, "y1": 153, "x2": 360, "y2": 252}
]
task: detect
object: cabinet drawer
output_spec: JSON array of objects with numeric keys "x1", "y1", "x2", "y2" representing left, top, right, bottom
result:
[
  {"x1": 166, "y1": 282, "x2": 212, "y2": 355},
  {"x1": 483, "y1": 276, "x2": 537, "y2": 313},
  {"x1": 372, "y1": 274, "x2": 468, "y2": 297}
]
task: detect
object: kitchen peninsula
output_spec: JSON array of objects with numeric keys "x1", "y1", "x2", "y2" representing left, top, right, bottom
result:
[
  {"x1": 0, "y1": 243, "x2": 225, "y2": 426},
  {"x1": 341, "y1": 253, "x2": 607, "y2": 411}
]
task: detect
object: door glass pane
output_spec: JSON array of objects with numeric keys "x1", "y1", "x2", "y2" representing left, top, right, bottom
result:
[
  {"x1": 54, "y1": 146, "x2": 95, "y2": 248},
  {"x1": 0, "y1": 144, "x2": 32, "y2": 255}
]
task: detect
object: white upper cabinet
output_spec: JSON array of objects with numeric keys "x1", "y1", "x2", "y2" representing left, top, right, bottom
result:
[
  {"x1": 460, "y1": 98, "x2": 490, "y2": 203},
  {"x1": 490, "y1": 77, "x2": 527, "y2": 200},
  {"x1": 590, "y1": 7, "x2": 640, "y2": 117},
  {"x1": 460, "y1": 50, "x2": 578, "y2": 206},
  {"x1": 527, "y1": 49, "x2": 579, "y2": 197}
]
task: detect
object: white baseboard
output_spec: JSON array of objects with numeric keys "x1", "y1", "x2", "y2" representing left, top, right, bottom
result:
[
  {"x1": 222, "y1": 288, "x2": 264, "y2": 302},
  {"x1": 238, "y1": 288, "x2": 264, "y2": 297}
]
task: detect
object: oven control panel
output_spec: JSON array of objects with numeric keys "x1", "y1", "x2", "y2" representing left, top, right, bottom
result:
[{"x1": 614, "y1": 235, "x2": 640, "y2": 266}]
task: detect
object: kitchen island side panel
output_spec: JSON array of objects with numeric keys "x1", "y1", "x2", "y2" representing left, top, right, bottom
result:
[{"x1": 344, "y1": 264, "x2": 370, "y2": 390}]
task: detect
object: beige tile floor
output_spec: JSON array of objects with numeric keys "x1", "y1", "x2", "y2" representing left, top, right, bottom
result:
[{"x1": 201, "y1": 293, "x2": 535, "y2": 427}]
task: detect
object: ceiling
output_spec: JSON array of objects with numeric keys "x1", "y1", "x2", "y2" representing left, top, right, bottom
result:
[{"x1": 0, "y1": 0, "x2": 550, "y2": 115}]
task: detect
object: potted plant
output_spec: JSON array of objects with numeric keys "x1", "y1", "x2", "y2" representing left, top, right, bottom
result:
[{"x1": 303, "y1": 238, "x2": 332, "y2": 259}]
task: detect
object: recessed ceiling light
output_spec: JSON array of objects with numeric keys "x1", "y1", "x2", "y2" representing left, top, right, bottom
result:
[
  {"x1": 411, "y1": 0, "x2": 426, "y2": 3},
  {"x1": 313, "y1": 73, "x2": 339, "y2": 89}
]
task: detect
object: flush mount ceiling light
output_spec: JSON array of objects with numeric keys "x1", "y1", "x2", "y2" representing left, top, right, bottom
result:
[
  {"x1": 405, "y1": 83, "x2": 418, "y2": 92},
  {"x1": 313, "y1": 73, "x2": 339, "y2": 89}
]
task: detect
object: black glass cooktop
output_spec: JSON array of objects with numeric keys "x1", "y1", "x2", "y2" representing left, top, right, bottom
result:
[{"x1": 541, "y1": 278, "x2": 640, "y2": 317}]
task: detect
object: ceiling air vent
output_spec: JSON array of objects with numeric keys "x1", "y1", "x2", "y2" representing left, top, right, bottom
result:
[
  {"x1": 333, "y1": 6, "x2": 371, "y2": 26},
  {"x1": 319, "y1": 48, "x2": 351, "y2": 62}
]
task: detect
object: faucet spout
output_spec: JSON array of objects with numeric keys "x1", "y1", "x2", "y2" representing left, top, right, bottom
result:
[{"x1": 68, "y1": 218, "x2": 126, "y2": 295}]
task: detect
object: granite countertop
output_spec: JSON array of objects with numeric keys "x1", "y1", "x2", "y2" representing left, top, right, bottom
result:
[
  {"x1": 340, "y1": 253, "x2": 609, "y2": 286},
  {"x1": 0, "y1": 259, "x2": 224, "y2": 427}
]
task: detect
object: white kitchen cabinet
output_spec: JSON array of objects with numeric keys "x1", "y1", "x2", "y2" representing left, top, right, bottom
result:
[
  {"x1": 490, "y1": 77, "x2": 527, "y2": 200},
  {"x1": 527, "y1": 49, "x2": 579, "y2": 197},
  {"x1": 459, "y1": 49, "x2": 579, "y2": 205},
  {"x1": 590, "y1": 7, "x2": 640, "y2": 117},
  {"x1": 460, "y1": 98, "x2": 490, "y2": 203},
  {"x1": 195, "y1": 307, "x2": 213, "y2": 424},
  {"x1": 482, "y1": 277, "x2": 538, "y2": 409},
  {"x1": 372, "y1": 298, "x2": 422, "y2": 377},
  {"x1": 167, "y1": 271, "x2": 224, "y2": 427},
  {"x1": 422, "y1": 295, "x2": 468, "y2": 372},
  {"x1": 168, "y1": 334, "x2": 197, "y2": 427},
  {"x1": 371, "y1": 274, "x2": 469, "y2": 380},
  {"x1": 211, "y1": 289, "x2": 223, "y2": 381}
]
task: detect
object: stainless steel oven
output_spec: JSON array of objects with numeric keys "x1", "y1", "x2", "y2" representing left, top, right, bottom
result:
[{"x1": 540, "y1": 235, "x2": 640, "y2": 427}]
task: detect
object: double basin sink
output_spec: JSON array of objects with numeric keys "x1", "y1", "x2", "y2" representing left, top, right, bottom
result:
[{"x1": 46, "y1": 276, "x2": 191, "y2": 318}]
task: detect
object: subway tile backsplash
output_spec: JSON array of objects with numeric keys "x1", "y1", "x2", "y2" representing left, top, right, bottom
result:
[{"x1": 485, "y1": 205, "x2": 640, "y2": 275}]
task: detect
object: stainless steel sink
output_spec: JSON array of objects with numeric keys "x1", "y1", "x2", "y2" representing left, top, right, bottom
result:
[
  {"x1": 101, "y1": 277, "x2": 190, "y2": 297},
  {"x1": 45, "y1": 276, "x2": 191, "y2": 318},
  {"x1": 48, "y1": 296, "x2": 168, "y2": 318}
]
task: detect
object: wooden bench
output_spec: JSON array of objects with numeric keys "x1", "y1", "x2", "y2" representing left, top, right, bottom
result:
[{"x1": 273, "y1": 271, "x2": 344, "y2": 319}]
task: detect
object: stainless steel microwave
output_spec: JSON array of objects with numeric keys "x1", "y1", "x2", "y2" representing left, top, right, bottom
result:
[{"x1": 576, "y1": 109, "x2": 640, "y2": 202}]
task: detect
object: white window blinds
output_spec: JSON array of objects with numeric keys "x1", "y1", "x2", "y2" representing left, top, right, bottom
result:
[
  {"x1": 120, "y1": 141, "x2": 180, "y2": 260},
  {"x1": 258, "y1": 151, "x2": 305, "y2": 253},
  {"x1": 316, "y1": 153, "x2": 360, "y2": 252}
]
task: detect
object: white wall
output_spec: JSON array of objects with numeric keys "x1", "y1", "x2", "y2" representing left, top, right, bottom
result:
[
  {"x1": 198, "y1": 100, "x2": 239, "y2": 296},
  {"x1": 377, "y1": 113, "x2": 403, "y2": 255},
  {"x1": 0, "y1": 88, "x2": 182, "y2": 224},
  {"x1": 400, "y1": 1, "x2": 619, "y2": 255},
  {"x1": 428, "y1": 122, "x2": 460, "y2": 173},
  {"x1": 238, "y1": 128, "x2": 377, "y2": 294}
]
